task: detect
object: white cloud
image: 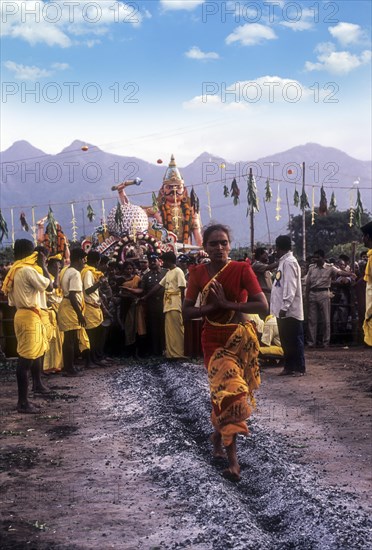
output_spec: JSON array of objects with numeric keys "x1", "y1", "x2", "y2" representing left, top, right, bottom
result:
[
  {"x1": 4, "y1": 60, "x2": 69, "y2": 80},
  {"x1": 329, "y1": 22, "x2": 367, "y2": 47},
  {"x1": 185, "y1": 46, "x2": 219, "y2": 60},
  {"x1": 51, "y1": 62, "x2": 69, "y2": 71},
  {"x1": 226, "y1": 23, "x2": 277, "y2": 46},
  {"x1": 85, "y1": 39, "x2": 102, "y2": 48},
  {"x1": 142, "y1": 9, "x2": 152, "y2": 20},
  {"x1": 280, "y1": 8, "x2": 315, "y2": 32},
  {"x1": 0, "y1": 0, "x2": 142, "y2": 48},
  {"x1": 183, "y1": 76, "x2": 327, "y2": 111},
  {"x1": 305, "y1": 42, "x2": 371, "y2": 74},
  {"x1": 4, "y1": 61, "x2": 52, "y2": 80},
  {"x1": 281, "y1": 19, "x2": 313, "y2": 31},
  {"x1": 183, "y1": 94, "x2": 248, "y2": 112},
  {"x1": 160, "y1": 0, "x2": 204, "y2": 10}
]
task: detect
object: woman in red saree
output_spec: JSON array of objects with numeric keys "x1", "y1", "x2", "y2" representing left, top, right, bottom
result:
[{"x1": 183, "y1": 224, "x2": 268, "y2": 481}]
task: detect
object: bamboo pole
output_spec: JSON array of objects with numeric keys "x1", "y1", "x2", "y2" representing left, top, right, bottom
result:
[
  {"x1": 249, "y1": 168, "x2": 254, "y2": 254},
  {"x1": 302, "y1": 161, "x2": 306, "y2": 260}
]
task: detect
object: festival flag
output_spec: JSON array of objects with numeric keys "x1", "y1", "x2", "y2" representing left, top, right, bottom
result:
[
  {"x1": 87, "y1": 204, "x2": 95, "y2": 222},
  {"x1": 355, "y1": 189, "x2": 364, "y2": 227},
  {"x1": 46, "y1": 207, "x2": 58, "y2": 249},
  {"x1": 329, "y1": 191, "x2": 337, "y2": 211},
  {"x1": 0, "y1": 210, "x2": 9, "y2": 243},
  {"x1": 264, "y1": 177, "x2": 272, "y2": 202},
  {"x1": 190, "y1": 187, "x2": 200, "y2": 213},
  {"x1": 300, "y1": 185, "x2": 310, "y2": 211},
  {"x1": 318, "y1": 185, "x2": 328, "y2": 216},
  {"x1": 293, "y1": 187, "x2": 300, "y2": 207},
  {"x1": 20, "y1": 211, "x2": 30, "y2": 232},
  {"x1": 230, "y1": 178, "x2": 240, "y2": 206},
  {"x1": 246, "y1": 172, "x2": 259, "y2": 215}
]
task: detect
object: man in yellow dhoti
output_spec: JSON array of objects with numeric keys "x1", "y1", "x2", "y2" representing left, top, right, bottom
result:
[
  {"x1": 31, "y1": 246, "x2": 58, "y2": 389},
  {"x1": 81, "y1": 251, "x2": 106, "y2": 365},
  {"x1": 361, "y1": 221, "x2": 372, "y2": 346},
  {"x1": 43, "y1": 255, "x2": 64, "y2": 374},
  {"x1": 1, "y1": 239, "x2": 53, "y2": 413},
  {"x1": 159, "y1": 252, "x2": 187, "y2": 358},
  {"x1": 57, "y1": 248, "x2": 90, "y2": 376}
]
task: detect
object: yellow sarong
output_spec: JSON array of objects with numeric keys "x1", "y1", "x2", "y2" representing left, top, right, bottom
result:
[
  {"x1": 165, "y1": 310, "x2": 184, "y2": 358},
  {"x1": 85, "y1": 302, "x2": 103, "y2": 330},
  {"x1": 208, "y1": 322, "x2": 260, "y2": 447},
  {"x1": 57, "y1": 298, "x2": 90, "y2": 352},
  {"x1": 43, "y1": 307, "x2": 64, "y2": 372},
  {"x1": 364, "y1": 250, "x2": 372, "y2": 346},
  {"x1": 363, "y1": 319, "x2": 372, "y2": 346},
  {"x1": 14, "y1": 308, "x2": 48, "y2": 359},
  {"x1": 40, "y1": 309, "x2": 53, "y2": 347}
]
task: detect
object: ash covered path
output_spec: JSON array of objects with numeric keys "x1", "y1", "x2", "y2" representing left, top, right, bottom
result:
[{"x1": 1, "y1": 349, "x2": 371, "y2": 549}]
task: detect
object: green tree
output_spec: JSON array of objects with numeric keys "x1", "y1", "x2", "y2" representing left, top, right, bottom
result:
[
  {"x1": 290, "y1": 210, "x2": 371, "y2": 257},
  {"x1": 0, "y1": 246, "x2": 14, "y2": 264}
]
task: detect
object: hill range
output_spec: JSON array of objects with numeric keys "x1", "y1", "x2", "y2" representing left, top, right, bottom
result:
[{"x1": 1, "y1": 140, "x2": 371, "y2": 248}]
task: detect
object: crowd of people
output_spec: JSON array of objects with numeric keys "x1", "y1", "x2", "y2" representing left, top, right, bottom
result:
[{"x1": 0, "y1": 221, "x2": 371, "y2": 482}]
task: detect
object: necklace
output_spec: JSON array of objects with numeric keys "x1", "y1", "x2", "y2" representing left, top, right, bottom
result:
[{"x1": 206, "y1": 262, "x2": 227, "y2": 278}]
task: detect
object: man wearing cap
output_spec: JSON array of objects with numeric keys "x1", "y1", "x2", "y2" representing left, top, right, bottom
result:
[
  {"x1": 141, "y1": 252, "x2": 186, "y2": 359},
  {"x1": 305, "y1": 249, "x2": 354, "y2": 348},
  {"x1": 140, "y1": 255, "x2": 167, "y2": 356},
  {"x1": 177, "y1": 254, "x2": 190, "y2": 280},
  {"x1": 361, "y1": 221, "x2": 372, "y2": 346}
]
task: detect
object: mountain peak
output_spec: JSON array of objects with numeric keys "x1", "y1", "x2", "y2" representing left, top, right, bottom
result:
[
  {"x1": 0, "y1": 140, "x2": 47, "y2": 162},
  {"x1": 58, "y1": 140, "x2": 101, "y2": 154}
]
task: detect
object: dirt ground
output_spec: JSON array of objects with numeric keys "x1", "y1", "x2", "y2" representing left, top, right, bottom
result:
[{"x1": 0, "y1": 347, "x2": 371, "y2": 550}]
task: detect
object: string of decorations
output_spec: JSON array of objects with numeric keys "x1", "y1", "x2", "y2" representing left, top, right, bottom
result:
[
  {"x1": 70, "y1": 203, "x2": 78, "y2": 242},
  {"x1": 10, "y1": 209, "x2": 15, "y2": 246},
  {"x1": 101, "y1": 199, "x2": 108, "y2": 235},
  {"x1": 311, "y1": 186, "x2": 316, "y2": 226},
  {"x1": 31, "y1": 207, "x2": 37, "y2": 245},
  {"x1": 275, "y1": 183, "x2": 281, "y2": 221}
]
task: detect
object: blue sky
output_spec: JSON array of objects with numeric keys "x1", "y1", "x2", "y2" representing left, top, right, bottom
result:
[{"x1": 1, "y1": 0, "x2": 371, "y2": 164}]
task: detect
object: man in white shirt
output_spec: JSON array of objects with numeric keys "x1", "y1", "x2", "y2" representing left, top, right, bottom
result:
[
  {"x1": 270, "y1": 235, "x2": 305, "y2": 377},
  {"x1": 58, "y1": 248, "x2": 90, "y2": 376}
]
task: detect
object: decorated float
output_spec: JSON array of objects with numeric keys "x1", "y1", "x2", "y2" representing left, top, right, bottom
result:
[{"x1": 35, "y1": 154, "x2": 203, "y2": 263}]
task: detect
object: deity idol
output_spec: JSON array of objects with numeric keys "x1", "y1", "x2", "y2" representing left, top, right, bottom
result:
[{"x1": 154, "y1": 155, "x2": 202, "y2": 246}]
